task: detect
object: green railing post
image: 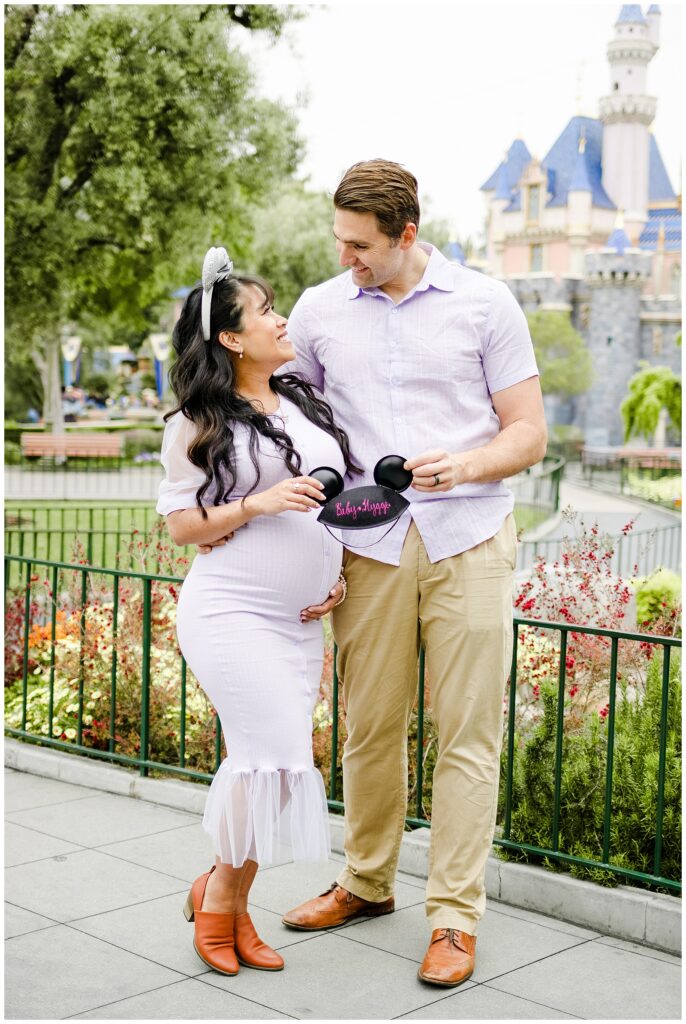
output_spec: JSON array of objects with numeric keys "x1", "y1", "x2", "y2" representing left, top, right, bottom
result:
[
  {"x1": 180, "y1": 658, "x2": 187, "y2": 769},
  {"x1": 48, "y1": 565, "x2": 58, "y2": 740},
  {"x1": 503, "y1": 622, "x2": 519, "y2": 839},
  {"x1": 109, "y1": 577, "x2": 119, "y2": 753},
  {"x1": 140, "y1": 578, "x2": 152, "y2": 776},
  {"x1": 653, "y1": 643, "x2": 671, "y2": 878},
  {"x1": 551, "y1": 629, "x2": 568, "y2": 852},
  {"x1": 214, "y1": 715, "x2": 222, "y2": 772},
  {"x1": 78, "y1": 568, "x2": 88, "y2": 745},
  {"x1": 415, "y1": 648, "x2": 425, "y2": 821},
  {"x1": 602, "y1": 637, "x2": 619, "y2": 863},
  {"x1": 330, "y1": 644, "x2": 339, "y2": 801},
  {"x1": 21, "y1": 561, "x2": 32, "y2": 731}
]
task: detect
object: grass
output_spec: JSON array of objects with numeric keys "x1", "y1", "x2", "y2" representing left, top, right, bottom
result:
[
  {"x1": 5, "y1": 498, "x2": 556, "y2": 573},
  {"x1": 4, "y1": 501, "x2": 166, "y2": 572}
]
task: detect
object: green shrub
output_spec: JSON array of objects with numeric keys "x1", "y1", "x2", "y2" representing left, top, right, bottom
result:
[
  {"x1": 632, "y1": 569, "x2": 682, "y2": 630},
  {"x1": 498, "y1": 650, "x2": 681, "y2": 889},
  {"x1": 122, "y1": 428, "x2": 163, "y2": 459},
  {"x1": 4, "y1": 441, "x2": 22, "y2": 465}
]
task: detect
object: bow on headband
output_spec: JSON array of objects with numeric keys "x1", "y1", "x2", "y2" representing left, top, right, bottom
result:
[{"x1": 201, "y1": 246, "x2": 234, "y2": 341}]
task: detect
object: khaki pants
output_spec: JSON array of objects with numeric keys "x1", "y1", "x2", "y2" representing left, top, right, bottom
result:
[{"x1": 331, "y1": 515, "x2": 516, "y2": 934}]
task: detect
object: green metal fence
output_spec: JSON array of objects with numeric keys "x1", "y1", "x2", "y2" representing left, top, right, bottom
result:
[
  {"x1": 4, "y1": 504, "x2": 189, "y2": 574},
  {"x1": 4, "y1": 553, "x2": 681, "y2": 893},
  {"x1": 508, "y1": 455, "x2": 564, "y2": 532}
]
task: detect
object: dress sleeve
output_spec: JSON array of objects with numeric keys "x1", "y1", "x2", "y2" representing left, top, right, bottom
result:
[{"x1": 156, "y1": 413, "x2": 207, "y2": 516}]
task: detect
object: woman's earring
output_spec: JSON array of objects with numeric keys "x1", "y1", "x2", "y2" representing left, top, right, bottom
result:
[{"x1": 238, "y1": 349, "x2": 244, "y2": 359}]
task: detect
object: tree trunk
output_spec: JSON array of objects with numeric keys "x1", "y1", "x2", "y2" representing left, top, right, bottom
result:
[
  {"x1": 35, "y1": 334, "x2": 65, "y2": 435},
  {"x1": 654, "y1": 407, "x2": 668, "y2": 449}
]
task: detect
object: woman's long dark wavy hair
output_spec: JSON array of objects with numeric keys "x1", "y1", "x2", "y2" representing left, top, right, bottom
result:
[{"x1": 166, "y1": 272, "x2": 361, "y2": 514}]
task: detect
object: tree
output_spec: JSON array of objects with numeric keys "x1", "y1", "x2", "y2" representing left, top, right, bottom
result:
[
  {"x1": 248, "y1": 183, "x2": 342, "y2": 316},
  {"x1": 621, "y1": 363, "x2": 681, "y2": 447},
  {"x1": 5, "y1": 4, "x2": 302, "y2": 428},
  {"x1": 526, "y1": 311, "x2": 593, "y2": 398}
]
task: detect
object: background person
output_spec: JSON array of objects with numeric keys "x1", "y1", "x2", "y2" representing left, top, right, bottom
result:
[{"x1": 157, "y1": 247, "x2": 359, "y2": 977}]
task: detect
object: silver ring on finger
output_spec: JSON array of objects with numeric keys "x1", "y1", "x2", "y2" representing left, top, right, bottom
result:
[
  {"x1": 293, "y1": 482, "x2": 300, "y2": 492},
  {"x1": 434, "y1": 474, "x2": 440, "y2": 487}
]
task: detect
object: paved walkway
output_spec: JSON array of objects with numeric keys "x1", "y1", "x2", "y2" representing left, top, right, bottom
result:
[{"x1": 5, "y1": 768, "x2": 681, "y2": 1020}]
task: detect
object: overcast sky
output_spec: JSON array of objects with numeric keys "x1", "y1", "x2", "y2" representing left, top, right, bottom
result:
[{"x1": 237, "y1": 1, "x2": 682, "y2": 242}]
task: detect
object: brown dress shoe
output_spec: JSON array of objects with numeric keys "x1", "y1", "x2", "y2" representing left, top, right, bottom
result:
[
  {"x1": 234, "y1": 912, "x2": 284, "y2": 971},
  {"x1": 183, "y1": 867, "x2": 239, "y2": 976},
  {"x1": 417, "y1": 928, "x2": 477, "y2": 987},
  {"x1": 282, "y1": 882, "x2": 395, "y2": 930}
]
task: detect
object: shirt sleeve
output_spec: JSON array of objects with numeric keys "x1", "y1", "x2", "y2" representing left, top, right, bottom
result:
[
  {"x1": 156, "y1": 412, "x2": 207, "y2": 516},
  {"x1": 482, "y1": 281, "x2": 540, "y2": 394},
  {"x1": 280, "y1": 292, "x2": 325, "y2": 390}
]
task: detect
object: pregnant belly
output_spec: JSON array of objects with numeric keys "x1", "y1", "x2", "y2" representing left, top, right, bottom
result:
[{"x1": 181, "y1": 510, "x2": 342, "y2": 617}]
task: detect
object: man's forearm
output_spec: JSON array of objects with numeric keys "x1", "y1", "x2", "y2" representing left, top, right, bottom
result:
[
  {"x1": 454, "y1": 419, "x2": 548, "y2": 484},
  {"x1": 167, "y1": 497, "x2": 259, "y2": 546}
]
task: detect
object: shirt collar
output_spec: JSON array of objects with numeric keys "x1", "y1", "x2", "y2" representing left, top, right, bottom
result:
[{"x1": 346, "y1": 242, "x2": 455, "y2": 300}]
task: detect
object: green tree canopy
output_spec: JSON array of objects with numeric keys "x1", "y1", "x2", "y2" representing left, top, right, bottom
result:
[
  {"x1": 621, "y1": 363, "x2": 682, "y2": 445},
  {"x1": 248, "y1": 183, "x2": 342, "y2": 316},
  {"x1": 525, "y1": 310, "x2": 593, "y2": 398},
  {"x1": 5, "y1": 3, "x2": 302, "y2": 424}
]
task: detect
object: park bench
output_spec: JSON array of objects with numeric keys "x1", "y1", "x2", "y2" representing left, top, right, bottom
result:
[
  {"x1": 20, "y1": 432, "x2": 123, "y2": 461},
  {"x1": 582, "y1": 446, "x2": 681, "y2": 471}
]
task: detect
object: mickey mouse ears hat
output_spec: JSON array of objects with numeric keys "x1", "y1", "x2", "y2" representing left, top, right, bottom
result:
[{"x1": 311, "y1": 455, "x2": 412, "y2": 546}]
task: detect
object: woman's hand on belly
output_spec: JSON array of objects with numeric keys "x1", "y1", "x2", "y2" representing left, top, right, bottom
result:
[{"x1": 299, "y1": 579, "x2": 345, "y2": 623}]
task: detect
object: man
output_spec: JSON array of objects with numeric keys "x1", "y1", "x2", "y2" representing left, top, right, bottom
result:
[{"x1": 280, "y1": 159, "x2": 547, "y2": 987}]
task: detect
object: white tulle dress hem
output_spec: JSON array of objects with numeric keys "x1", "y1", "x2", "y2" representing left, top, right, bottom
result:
[{"x1": 202, "y1": 762, "x2": 331, "y2": 867}]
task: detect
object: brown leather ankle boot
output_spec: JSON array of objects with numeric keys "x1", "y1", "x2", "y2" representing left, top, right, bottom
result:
[
  {"x1": 183, "y1": 867, "x2": 239, "y2": 976},
  {"x1": 234, "y1": 912, "x2": 284, "y2": 971}
]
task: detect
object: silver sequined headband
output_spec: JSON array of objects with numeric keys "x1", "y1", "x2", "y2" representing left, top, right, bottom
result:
[{"x1": 201, "y1": 246, "x2": 234, "y2": 341}]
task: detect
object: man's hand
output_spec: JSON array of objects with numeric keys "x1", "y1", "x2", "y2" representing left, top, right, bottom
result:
[
  {"x1": 404, "y1": 450, "x2": 467, "y2": 492},
  {"x1": 197, "y1": 532, "x2": 234, "y2": 555},
  {"x1": 300, "y1": 581, "x2": 345, "y2": 622}
]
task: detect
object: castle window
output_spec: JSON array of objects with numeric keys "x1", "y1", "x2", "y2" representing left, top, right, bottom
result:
[
  {"x1": 530, "y1": 244, "x2": 543, "y2": 272},
  {"x1": 672, "y1": 264, "x2": 681, "y2": 295},
  {"x1": 527, "y1": 185, "x2": 540, "y2": 222},
  {"x1": 652, "y1": 326, "x2": 663, "y2": 356},
  {"x1": 613, "y1": 82, "x2": 619, "y2": 91}
]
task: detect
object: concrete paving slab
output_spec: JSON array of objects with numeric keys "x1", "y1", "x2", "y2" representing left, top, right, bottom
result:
[
  {"x1": 5, "y1": 847, "x2": 187, "y2": 923},
  {"x1": 5, "y1": 791, "x2": 198, "y2": 847},
  {"x1": 596, "y1": 933, "x2": 682, "y2": 966},
  {"x1": 488, "y1": 938, "x2": 682, "y2": 1020},
  {"x1": 398, "y1": 983, "x2": 576, "y2": 1018},
  {"x1": 4, "y1": 768, "x2": 101, "y2": 812},
  {"x1": 342, "y1": 901, "x2": 589, "y2": 981},
  {"x1": 4, "y1": 924, "x2": 183, "y2": 1019},
  {"x1": 4, "y1": 901, "x2": 58, "y2": 939},
  {"x1": 5, "y1": 819, "x2": 83, "y2": 867},
  {"x1": 98, "y1": 821, "x2": 295, "y2": 882},
  {"x1": 70, "y1": 891, "x2": 305, "y2": 975},
  {"x1": 248, "y1": 858, "x2": 425, "y2": 921},
  {"x1": 70, "y1": 977, "x2": 291, "y2": 1020},
  {"x1": 201, "y1": 930, "x2": 468, "y2": 1020},
  {"x1": 97, "y1": 821, "x2": 215, "y2": 881}
]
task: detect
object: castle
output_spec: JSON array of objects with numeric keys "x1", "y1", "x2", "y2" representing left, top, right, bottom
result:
[{"x1": 478, "y1": 4, "x2": 681, "y2": 446}]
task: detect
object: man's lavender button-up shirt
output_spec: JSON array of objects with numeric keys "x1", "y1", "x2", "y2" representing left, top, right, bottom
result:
[{"x1": 284, "y1": 243, "x2": 539, "y2": 566}]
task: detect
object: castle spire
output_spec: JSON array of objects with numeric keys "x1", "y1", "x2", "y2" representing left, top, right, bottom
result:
[
  {"x1": 606, "y1": 209, "x2": 632, "y2": 253},
  {"x1": 600, "y1": 4, "x2": 659, "y2": 242},
  {"x1": 569, "y1": 134, "x2": 593, "y2": 193}
]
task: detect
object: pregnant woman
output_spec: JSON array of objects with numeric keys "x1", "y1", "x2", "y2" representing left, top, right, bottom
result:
[{"x1": 157, "y1": 247, "x2": 359, "y2": 976}]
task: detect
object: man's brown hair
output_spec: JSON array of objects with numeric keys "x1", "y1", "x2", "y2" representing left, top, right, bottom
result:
[{"x1": 333, "y1": 159, "x2": 420, "y2": 242}]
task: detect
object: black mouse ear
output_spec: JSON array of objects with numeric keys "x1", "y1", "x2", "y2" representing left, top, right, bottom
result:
[
  {"x1": 310, "y1": 466, "x2": 345, "y2": 502},
  {"x1": 373, "y1": 455, "x2": 413, "y2": 492}
]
